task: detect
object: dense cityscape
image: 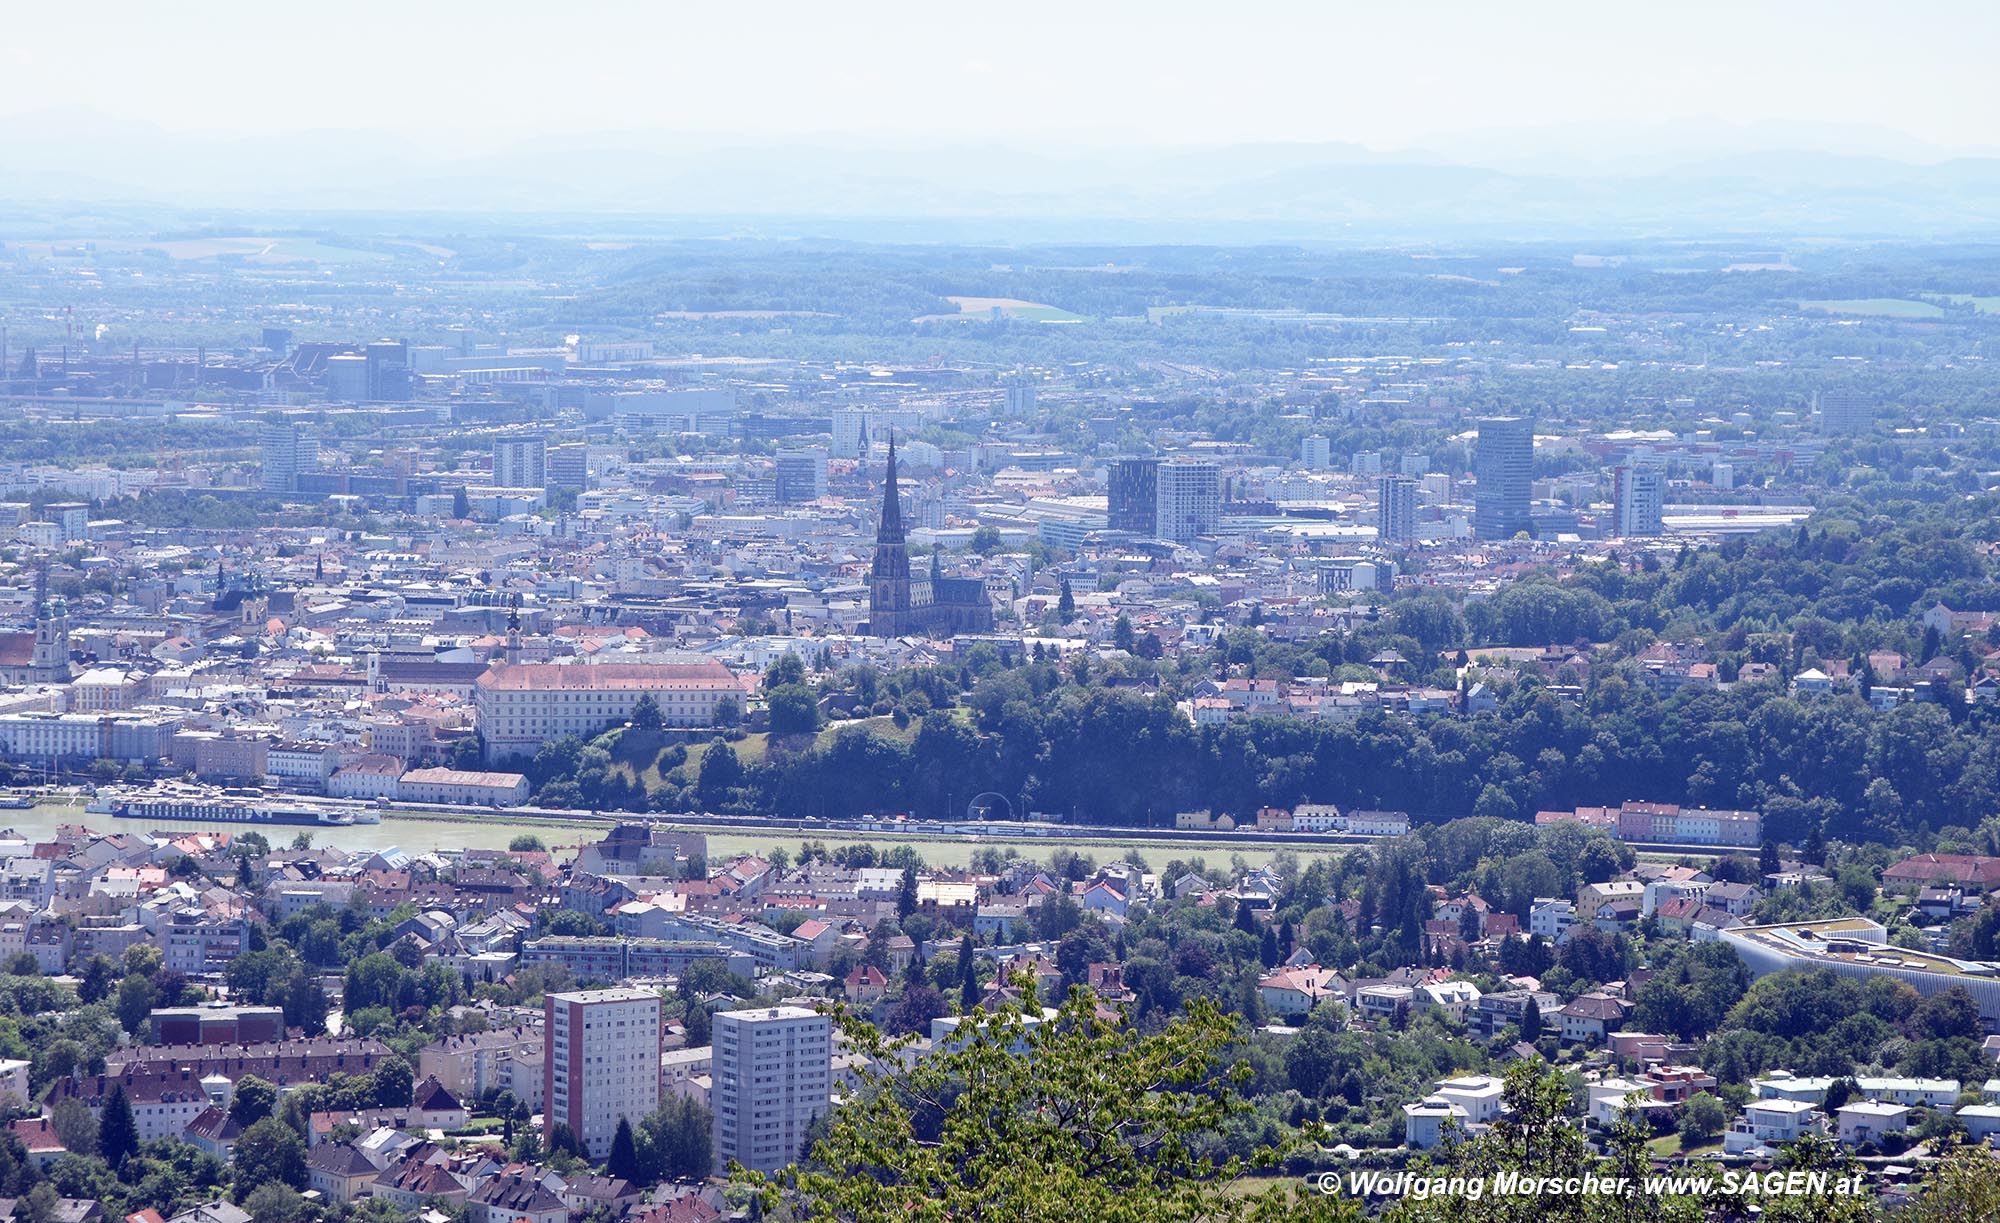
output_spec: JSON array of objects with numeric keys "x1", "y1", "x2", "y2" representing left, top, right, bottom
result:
[{"x1": 5, "y1": 6, "x2": 2000, "y2": 1222}]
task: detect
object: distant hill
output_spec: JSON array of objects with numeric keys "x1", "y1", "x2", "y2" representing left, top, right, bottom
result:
[{"x1": 6, "y1": 111, "x2": 2000, "y2": 239}]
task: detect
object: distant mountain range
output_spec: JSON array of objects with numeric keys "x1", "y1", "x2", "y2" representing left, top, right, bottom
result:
[{"x1": 6, "y1": 110, "x2": 2000, "y2": 240}]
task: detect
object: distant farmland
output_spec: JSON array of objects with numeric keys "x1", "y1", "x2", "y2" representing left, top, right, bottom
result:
[
  {"x1": 1797, "y1": 297, "x2": 1945, "y2": 318},
  {"x1": 916, "y1": 295, "x2": 1084, "y2": 323}
]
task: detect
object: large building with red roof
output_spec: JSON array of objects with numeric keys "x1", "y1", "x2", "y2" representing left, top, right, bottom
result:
[{"x1": 474, "y1": 660, "x2": 743, "y2": 762}]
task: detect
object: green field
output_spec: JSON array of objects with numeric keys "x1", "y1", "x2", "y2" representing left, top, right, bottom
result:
[
  {"x1": 1797, "y1": 298, "x2": 1946, "y2": 318},
  {"x1": 917, "y1": 295, "x2": 1084, "y2": 323}
]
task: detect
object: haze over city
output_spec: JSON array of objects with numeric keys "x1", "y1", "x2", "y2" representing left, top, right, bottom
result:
[{"x1": 0, "y1": 6, "x2": 1998, "y2": 1223}]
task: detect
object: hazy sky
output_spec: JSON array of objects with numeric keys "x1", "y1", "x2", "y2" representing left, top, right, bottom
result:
[{"x1": 9, "y1": 1, "x2": 1998, "y2": 156}]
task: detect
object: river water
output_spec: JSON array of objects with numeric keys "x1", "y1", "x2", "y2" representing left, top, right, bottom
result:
[{"x1": 0, "y1": 801, "x2": 616, "y2": 855}]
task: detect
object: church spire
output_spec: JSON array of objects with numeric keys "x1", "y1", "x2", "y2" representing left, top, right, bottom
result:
[
  {"x1": 867, "y1": 431, "x2": 912, "y2": 637},
  {"x1": 878, "y1": 431, "x2": 904, "y2": 545}
]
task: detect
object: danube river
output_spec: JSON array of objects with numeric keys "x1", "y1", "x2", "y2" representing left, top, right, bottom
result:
[
  {"x1": 0, "y1": 800, "x2": 1294, "y2": 869},
  {"x1": 1, "y1": 800, "x2": 616, "y2": 855}
]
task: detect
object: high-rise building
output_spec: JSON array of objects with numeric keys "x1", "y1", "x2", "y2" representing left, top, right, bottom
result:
[
  {"x1": 324, "y1": 354, "x2": 369, "y2": 402},
  {"x1": 364, "y1": 339, "x2": 409, "y2": 401},
  {"x1": 1611, "y1": 464, "x2": 1664, "y2": 538},
  {"x1": 544, "y1": 987, "x2": 661, "y2": 1160},
  {"x1": 1349, "y1": 450, "x2": 1383, "y2": 476},
  {"x1": 493, "y1": 435, "x2": 548, "y2": 490},
  {"x1": 260, "y1": 421, "x2": 319, "y2": 493},
  {"x1": 1819, "y1": 391, "x2": 1875, "y2": 435},
  {"x1": 1300, "y1": 436, "x2": 1332, "y2": 470},
  {"x1": 1378, "y1": 475, "x2": 1417, "y2": 544},
  {"x1": 1710, "y1": 462, "x2": 1733, "y2": 491},
  {"x1": 773, "y1": 449, "x2": 829, "y2": 504},
  {"x1": 830, "y1": 410, "x2": 871, "y2": 459},
  {"x1": 1155, "y1": 459, "x2": 1221, "y2": 543},
  {"x1": 547, "y1": 443, "x2": 590, "y2": 493},
  {"x1": 43, "y1": 502, "x2": 88, "y2": 543},
  {"x1": 1400, "y1": 453, "x2": 1431, "y2": 478},
  {"x1": 1107, "y1": 458, "x2": 1160, "y2": 535},
  {"x1": 1003, "y1": 384, "x2": 1037, "y2": 416},
  {"x1": 711, "y1": 1006, "x2": 831, "y2": 1176},
  {"x1": 1472, "y1": 417, "x2": 1533, "y2": 541}
]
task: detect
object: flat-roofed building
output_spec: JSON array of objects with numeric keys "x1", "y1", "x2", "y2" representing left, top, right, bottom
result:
[
  {"x1": 711, "y1": 1006, "x2": 830, "y2": 1176},
  {"x1": 545, "y1": 988, "x2": 661, "y2": 1160}
]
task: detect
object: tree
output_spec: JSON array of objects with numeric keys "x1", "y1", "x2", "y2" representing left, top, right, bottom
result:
[
  {"x1": 606, "y1": 1117, "x2": 641, "y2": 1182},
  {"x1": 767, "y1": 683, "x2": 821, "y2": 735},
  {"x1": 735, "y1": 985, "x2": 1360, "y2": 1223},
  {"x1": 638, "y1": 1096, "x2": 712, "y2": 1184},
  {"x1": 233, "y1": 1117, "x2": 307, "y2": 1199},
  {"x1": 115, "y1": 972, "x2": 158, "y2": 1034},
  {"x1": 1680, "y1": 1091, "x2": 1726, "y2": 1145},
  {"x1": 630, "y1": 695, "x2": 665, "y2": 732},
  {"x1": 242, "y1": 1183, "x2": 309, "y2": 1223},
  {"x1": 885, "y1": 986, "x2": 947, "y2": 1036},
  {"x1": 548, "y1": 1122, "x2": 584, "y2": 1159},
  {"x1": 766, "y1": 653, "x2": 808, "y2": 688},
  {"x1": 47, "y1": 1098, "x2": 97, "y2": 1159},
  {"x1": 683, "y1": 1002, "x2": 710, "y2": 1049},
  {"x1": 714, "y1": 695, "x2": 742, "y2": 728},
  {"x1": 229, "y1": 1075, "x2": 278, "y2": 1128},
  {"x1": 971, "y1": 525, "x2": 1003, "y2": 555},
  {"x1": 1899, "y1": 1148, "x2": 2000, "y2": 1223},
  {"x1": 697, "y1": 739, "x2": 745, "y2": 810},
  {"x1": 510, "y1": 834, "x2": 545, "y2": 852},
  {"x1": 1113, "y1": 615, "x2": 1136, "y2": 653},
  {"x1": 1284, "y1": 1025, "x2": 1338, "y2": 1098},
  {"x1": 452, "y1": 486, "x2": 472, "y2": 519},
  {"x1": 99, "y1": 1087, "x2": 138, "y2": 1171},
  {"x1": 896, "y1": 865, "x2": 919, "y2": 923},
  {"x1": 1518, "y1": 996, "x2": 1542, "y2": 1043},
  {"x1": 957, "y1": 933, "x2": 980, "y2": 1013},
  {"x1": 372, "y1": 1057, "x2": 414, "y2": 1108},
  {"x1": 77, "y1": 956, "x2": 116, "y2": 1005},
  {"x1": 1057, "y1": 576, "x2": 1076, "y2": 624}
]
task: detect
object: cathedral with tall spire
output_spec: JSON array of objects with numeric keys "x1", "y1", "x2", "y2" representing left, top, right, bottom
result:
[{"x1": 864, "y1": 434, "x2": 994, "y2": 638}]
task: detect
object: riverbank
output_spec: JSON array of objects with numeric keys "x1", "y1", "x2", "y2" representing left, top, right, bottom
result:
[{"x1": 3, "y1": 798, "x2": 1322, "y2": 868}]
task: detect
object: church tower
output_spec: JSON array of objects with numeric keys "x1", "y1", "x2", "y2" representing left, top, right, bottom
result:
[
  {"x1": 866, "y1": 435, "x2": 911, "y2": 637},
  {"x1": 32, "y1": 596, "x2": 69, "y2": 683},
  {"x1": 505, "y1": 594, "x2": 523, "y2": 663}
]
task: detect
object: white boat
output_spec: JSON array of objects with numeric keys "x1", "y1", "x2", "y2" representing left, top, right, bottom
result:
[{"x1": 101, "y1": 792, "x2": 381, "y2": 826}]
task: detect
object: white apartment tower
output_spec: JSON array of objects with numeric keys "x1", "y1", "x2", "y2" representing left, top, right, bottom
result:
[
  {"x1": 1377, "y1": 475, "x2": 1417, "y2": 545},
  {"x1": 1300, "y1": 435, "x2": 1332, "y2": 470},
  {"x1": 830, "y1": 410, "x2": 871, "y2": 459},
  {"x1": 1611, "y1": 464, "x2": 1664, "y2": 538},
  {"x1": 712, "y1": 1006, "x2": 832, "y2": 1175},
  {"x1": 545, "y1": 987, "x2": 661, "y2": 1159},
  {"x1": 493, "y1": 435, "x2": 549, "y2": 490},
  {"x1": 260, "y1": 421, "x2": 319, "y2": 493},
  {"x1": 1154, "y1": 459, "x2": 1221, "y2": 543}
]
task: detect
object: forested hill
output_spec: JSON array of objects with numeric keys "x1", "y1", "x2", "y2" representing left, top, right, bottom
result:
[{"x1": 516, "y1": 497, "x2": 2000, "y2": 850}]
